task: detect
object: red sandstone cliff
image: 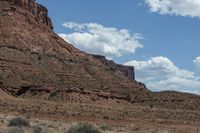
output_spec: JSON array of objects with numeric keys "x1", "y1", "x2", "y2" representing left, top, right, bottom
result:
[
  {"x1": 6, "y1": 0, "x2": 53, "y2": 29},
  {"x1": 0, "y1": 0, "x2": 150, "y2": 102},
  {"x1": 91, "y1": 54, "x2": 135, "y2": 80}
]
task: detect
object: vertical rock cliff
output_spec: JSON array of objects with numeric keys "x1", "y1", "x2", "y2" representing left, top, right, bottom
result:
[
  {"x1": 6, "y1": 0, "x2": 53, "y2": 29},
  {"x1": 91, "y1": 55, "x2": 135, "y2": 80}
]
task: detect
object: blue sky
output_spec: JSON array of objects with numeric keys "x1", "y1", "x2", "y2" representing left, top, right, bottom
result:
[{"x1": 37, "y1": 0, "x2": 200, "y2": 94}]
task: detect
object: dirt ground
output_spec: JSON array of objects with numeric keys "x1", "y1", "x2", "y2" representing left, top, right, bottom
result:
[{"x1": 0, "y1": 92, "x2": 200, "y2": 133}]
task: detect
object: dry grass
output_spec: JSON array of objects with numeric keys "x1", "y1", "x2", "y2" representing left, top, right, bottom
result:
[{"x1": 0, "y1": 114, "x2": 199, "y2": 133}]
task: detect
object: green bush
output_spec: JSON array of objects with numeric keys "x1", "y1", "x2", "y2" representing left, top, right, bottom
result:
[
  {"x1": 99, "y1": 124, "x2": 112, "y2": 131},
  {"x1": 8, "y1": 117, "x2": 30, "y2": 128},
  {"x1": 67, "y1": 123, "x2": 101, "y2": 133}
]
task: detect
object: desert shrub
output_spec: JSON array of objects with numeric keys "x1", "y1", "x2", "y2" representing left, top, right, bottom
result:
[
  {"x1": 4, "y1": 127, "x2": 24, "y2": 133},
  {"x1": 84, "y1": 65, "x2": 96, "y2": 76},
  {"x1": 32, "y1": 125, "x2": 49, "y2": 133},
  {"x1": 99, "y1": 124, "x2": 111, "y2": 131},
  {"x1": 8, "y1": 117, "x2": 30, "y2": 128},
  {"x1": 49, "y1": 90, "x2": 59, "y2": 98},
  {"x1": 33, "y1": 126, "x2": 42, "y2": 133},
  {"x1": 67, "y1": 123, "x2": 101, "y2": 133}
]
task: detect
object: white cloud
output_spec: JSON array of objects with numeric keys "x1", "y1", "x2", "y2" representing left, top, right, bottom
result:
[
  {"x1": 124, "y1": 56, "x2": 200, "y2": 94},
  {"x1": 145, "y1": 0, "x2": 200, "y2": 18},
  {"x1": 194, "y1": 57, "x2": 200, "y2": 70},
  {"x1": 59, "y1": 22, "x2": 143, "y2": 58}
]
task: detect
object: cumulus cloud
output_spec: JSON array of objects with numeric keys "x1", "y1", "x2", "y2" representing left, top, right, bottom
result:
[
  {"x1": 145, "y1": 0, "x2": 200, "y2": 18},
  {"x1": 194, "y1": 57, "x2": 200, "y2": 70},
  {"x1": 59, "y1": 22, "x2": 143, "y2": 58},
  {"x1": 124, "y1": 56, "x2": 200, "y2": 94}
]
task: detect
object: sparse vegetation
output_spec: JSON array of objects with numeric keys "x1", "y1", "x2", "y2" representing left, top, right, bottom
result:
[
  {"x1": 133, "y1": 127, "x2": 140, "y2": 131},
  {"x1": 84, "y1": 65, "x2": 96, "y2": 76},
  {"x1": 49, "y1": 90, "x2": 59, "y2": 98},
  {"x1": 109, "y1": 67, "x2": 116, "y2": 72},
  {"x1": 150, "y1": 103, "x2": 154, "y2": 108},
  {"x1": 99, "y1": 124, "x2": 112, "y2": 131},
  {"x1": 33, "y1": 126, "x2": 43, "y2": 133},
  {"x1": 126, "y1": 93, "x2": 132, "y2": 101},
  {"x1": 67, "y1": 123, "x2": 101, "y2": 133},
  {"x1": 4, "y1": 127, "x2": 25, "y2": 133},
  {"x1": 37, "y1": 56, "x2": 42, "y2": 61},
  {"x1": 8, "y1": 117, "x2": 30, "y2": 128}
]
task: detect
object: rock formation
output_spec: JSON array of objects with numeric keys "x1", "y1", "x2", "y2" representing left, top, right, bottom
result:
[
  {"x1": 1, "y1": 1, "x2": 200, "y2": 131},
  {"x1": 91, "y1": 54, "x2": 135, "y2": 80},
  {"x1": 0, "y1": 0, "x2": 150, "y2": 102},
  {"x1": 2, "y1": 0, "x2": 200, "y2": 110},
  {"x1": 5, "y1": 0, "x2": 53, "y2": 29}
]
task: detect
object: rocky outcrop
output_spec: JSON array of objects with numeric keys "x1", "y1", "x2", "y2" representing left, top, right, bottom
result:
[
  {"x1": 117, "y1": 65, "x2": 135, "y2": 80},
  {"x1": 91, "y1": 55, "x2": 135, "y2": 80},
  {"x1": 6, "y1": 0, "x2": 53, "y2": 29},
  {"x1": 36, "y1": 3, "x2": 53, "y2": 30}
]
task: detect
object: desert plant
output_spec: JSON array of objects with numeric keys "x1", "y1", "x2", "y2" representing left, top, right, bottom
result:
[
  {"x1": 4, "y1": 127, "x2": 25, "y2": 133},
  {"x1": 99, "y1": 124, "x2": 112, "y2": 131},
  {"x1": 32, "y1": 126, "x2": 42, "y2": 133},
  {"x1": 32, "y1": 125, "x2": 49, "y2": 133},
  {"x1": 8, "y1": 117, "x2": 30, "y2": 128},
  {"x1": 67, "y1": 123, "x2": 101, "y2": 133},
  {"x1": 49, "y1": 90, "x2": 59, "y2": 98}
]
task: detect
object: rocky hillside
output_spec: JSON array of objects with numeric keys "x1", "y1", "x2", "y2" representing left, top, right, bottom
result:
[
  {"x1": 0, "y1": 0, "x2": 150, "y2": 102},
  {"x1": 1, "y1": 1, "x2": 200, "y2": 131}
]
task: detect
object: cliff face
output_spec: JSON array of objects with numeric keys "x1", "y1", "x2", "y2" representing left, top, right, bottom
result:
[
  {"x1": 0, "y1": 0, "x2": 150, "y2": 102},
  {"x1": 7, "y1": 0, "x2": 53, "y2": 29},
  {"x1": 91, "y1": 55, "x2": 135, "y2": 80}
]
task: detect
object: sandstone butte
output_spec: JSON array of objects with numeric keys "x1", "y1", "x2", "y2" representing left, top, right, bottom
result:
[{"x1": 0, "y1": 0, "x2": 200, "y2": 132}]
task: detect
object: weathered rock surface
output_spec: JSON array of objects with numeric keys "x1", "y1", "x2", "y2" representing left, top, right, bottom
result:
[
  {"x1": 3, "y1": 0, "x2": 53, "y2": 29},
  {"x1": 91, "y1": 54, "x2": 135, "y2": 80},
  {"x1": 1, "y1": 0, "x2": 200, "y2": 111},
  {"x1": 0, "y1": 0, "x2": 150, "y2": 102}
]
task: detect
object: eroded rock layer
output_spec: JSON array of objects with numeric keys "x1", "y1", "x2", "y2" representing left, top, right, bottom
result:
[
  {"x1": 0, "y1": 0, "x2": 150, "y2": 102},
  {"x1": 5, "y1": 0, "x2": 53, "y2": 29},
  {"x1": 1, "y1": 0, "x2": 200, "y2": 113},
  {"x1": 91, "y1": 54, "x2": 135, "y2": 80}
]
